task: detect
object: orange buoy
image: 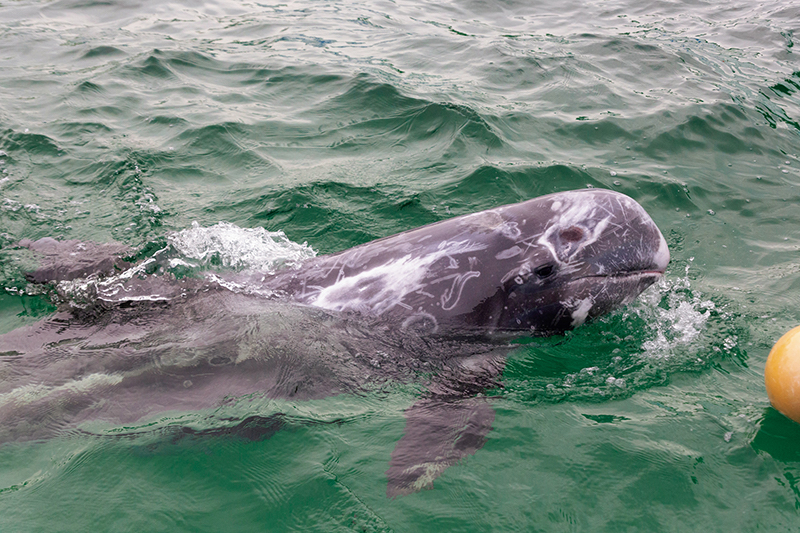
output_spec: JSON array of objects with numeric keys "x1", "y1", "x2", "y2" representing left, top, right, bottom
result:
[{"x1": 765, "y1": 325, "x2": 800, "y2": 424}]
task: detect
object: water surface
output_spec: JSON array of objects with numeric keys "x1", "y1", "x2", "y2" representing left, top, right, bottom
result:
[{"x1": 1, "y1": 0, "x2": 800, "y2": 530}]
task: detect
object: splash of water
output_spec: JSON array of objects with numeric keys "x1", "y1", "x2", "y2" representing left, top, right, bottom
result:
[
  {"x1": 509, "y1": 260, "x2": 740, "y2": 402},
  {"x1": 168, "y1": 221, "x2": 316, "y2": 272},
  {"x1": 53, "y1": 222, "x2": 317, "y2": 307},
  {"x1": 630, "y1": 263, "x2": 717, "y2": 359}
]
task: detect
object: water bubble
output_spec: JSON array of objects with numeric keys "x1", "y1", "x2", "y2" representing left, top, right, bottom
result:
[
  {"x1": 707, "y1": 210, "x2": 715, "y2": 215},
  {"x1": 613, "y1": 180, "x2": 621, "y2": 186},
  {"x1": 610, "y1": 170, "x2": 617, "y2": 176},
  {"x1": 782, "y1": 169, "x2": 789, "y2": 173}
]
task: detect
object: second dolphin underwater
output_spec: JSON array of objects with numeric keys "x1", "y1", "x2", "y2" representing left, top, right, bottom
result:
[{"x1": 0, "y1": 188, "x2": 669, "y2": 496}]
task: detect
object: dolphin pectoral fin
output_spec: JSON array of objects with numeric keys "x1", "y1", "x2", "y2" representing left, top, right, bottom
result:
[{"x1": 385, "y1": 396, "x2": 495, "y2": 498}]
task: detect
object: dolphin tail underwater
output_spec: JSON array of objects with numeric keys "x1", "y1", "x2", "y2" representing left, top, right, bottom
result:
[{"x1": 0, "y1": 188, "x2": 669, "y2": 497}]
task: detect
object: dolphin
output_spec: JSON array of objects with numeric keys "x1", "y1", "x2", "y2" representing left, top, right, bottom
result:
[
  {"x1": 0, "y1": 188, "x2": 669, "y2": 497},
  {"x1": 268, "y1": 188, "x2": 669, "y2": 335}
]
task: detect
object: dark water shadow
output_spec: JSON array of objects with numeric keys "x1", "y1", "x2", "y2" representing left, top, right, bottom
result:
[{"x1": 751, "y1": 408, "x2": 800, "y2": 463}]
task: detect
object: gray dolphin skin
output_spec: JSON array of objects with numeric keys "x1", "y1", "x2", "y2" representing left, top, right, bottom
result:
[
  {"x1": 269, "y1": 188, "x2": 670, "y2": 335},
  {"x1": 0, "y1": 188, "x2": 668, "y2": 497}
]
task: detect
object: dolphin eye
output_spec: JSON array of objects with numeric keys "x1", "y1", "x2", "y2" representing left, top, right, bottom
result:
[
  {"x1": 560, "y1": 226, "x2": 584, "y2": 242},
  {"x1": 534, "y1": 264, "x2": 555, "y2": 279}
]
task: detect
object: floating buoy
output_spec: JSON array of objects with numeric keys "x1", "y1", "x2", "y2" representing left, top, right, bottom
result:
[{"x1": 765, "y1": 325, "x2": 800, "y2": 424}]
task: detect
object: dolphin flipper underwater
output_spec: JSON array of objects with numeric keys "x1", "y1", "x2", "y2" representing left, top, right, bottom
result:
[{"x1": 0, "y1": 188, "x2": 669, "y2": 497}]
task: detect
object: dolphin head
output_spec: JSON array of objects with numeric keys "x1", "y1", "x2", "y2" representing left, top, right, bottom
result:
[
  {"x1": 274, "y1": 188, "x2": 667, "y2": 337},
  {"x1": 470, "y1": 189, "x2": 669, "y2": 334}
]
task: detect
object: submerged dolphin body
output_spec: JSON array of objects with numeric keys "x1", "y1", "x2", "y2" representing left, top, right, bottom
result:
[{"x1": 0, "y1": 189, "x2": 668, "y2": 497}]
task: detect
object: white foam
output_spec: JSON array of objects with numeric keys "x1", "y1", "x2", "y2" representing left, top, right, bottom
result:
[
  {"x1": 55, "y1": 222, "x2": 317, "y2": 305},
  {"x1": 168, "y1": 221, "x2": 316, "y2": 273},
  {"x1": 632, "y1": 265, "x2": 716, "y2": 359}
]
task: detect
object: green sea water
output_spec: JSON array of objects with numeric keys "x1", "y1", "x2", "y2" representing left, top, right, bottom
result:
[{"x1": 1, "y1": 0, "x2": 800, "y2": 530}]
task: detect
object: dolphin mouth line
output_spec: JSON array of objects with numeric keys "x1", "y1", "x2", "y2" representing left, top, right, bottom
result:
[{"x1": 580, "y1": 270, "x2": 665, "y2": 281}]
